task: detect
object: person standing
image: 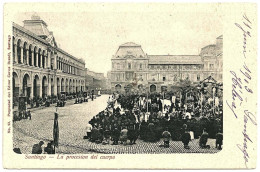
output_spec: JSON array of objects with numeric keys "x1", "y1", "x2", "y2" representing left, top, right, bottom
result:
[
  {"x1": 215, "y1": 129, "x2": 223, "y2": 150},
  {"x1": 128, "y1": 125, "x2": 135, "y2": 145},
  {"x1": 120, "y1": 126, "x2": 128, "y2": 145},
  {"x1": 199, "y1": 128, "x2": 209, "y2": 148},
  {"x1": 181, "y1": 130, "x2": 191, "y2": 149},
  {"x1": 112, "y1": 126, "x2": 120, "y2": 145},
  {"x1": 162, "y1": 128, "x2": 171, "y2": 148}
]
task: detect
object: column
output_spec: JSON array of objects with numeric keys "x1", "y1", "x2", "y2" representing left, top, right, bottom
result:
[
  {"x1": 44, "y1": 55, "x2": 47, "y2": 68},
  {"x1": 54, "y1": 76, "x2": 57, "y2": 96},
  {"x1": 20, "y1": 47, "x2": 24, "y2": 64},
  {"x1": 35, "y1": 53, "x2": 38, "y2": 67},
  {"x1": 48, "y1": 77, "x2": 51, "y2": 96},
  {"x1": 31, "y1": 51, "x2": 34, "y2": 67},
  {"x1": 39, "y1": 53, "x2": 42, "y2": 68},
  {"x1": 39, "y1": 79, "x2": 42, "y2": 98},
  {"x1": 48, "y1": 52, "x2": 51, "y2": 68},
  {"x1": 54, "y1": 56, "x2": 57, "y2": 70},
  {"x1": 30, "y1": 77, "x2": 34, "y2": 99},
  {"x1": 26, "y1": 49, "x2": 29, "y2": 65}
]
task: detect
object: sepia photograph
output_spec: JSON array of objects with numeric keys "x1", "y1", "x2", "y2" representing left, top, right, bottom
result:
[
  {"x1": 2, "y1": 2, "x2": 257, "y2": 169},
  {"x1": 12, "y1": 11, "x2": 223, "y2": 154}
]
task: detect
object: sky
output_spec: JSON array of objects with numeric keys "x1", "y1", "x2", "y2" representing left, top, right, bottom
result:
[{"x1": 13, "y1": 8, "x2": 222, "y2": 76}]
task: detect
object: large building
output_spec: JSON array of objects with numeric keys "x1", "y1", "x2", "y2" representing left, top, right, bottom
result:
[
  {"x1": 12, "y1": 15, "x2": 86, "y2": 105},
  {"x1": 110, "y1": 36, "x2": 223, "y2": 93}
]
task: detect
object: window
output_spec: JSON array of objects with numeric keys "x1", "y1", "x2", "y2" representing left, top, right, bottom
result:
[
  {"x1": 128, "y1": 63, "x2": 131, "y2": 69},
  {"x1": 163, "y1": 76, "x2": 166, "y2": 81},
  {"x1": 197, "y1": 74, "x2": 200, "y2": 81},
  {"x1": 117, "y1": 63, "x2": 120, "y2": 70},
  {"x1": 140, "y1": 64, "x2": 142, "y2": 70}
]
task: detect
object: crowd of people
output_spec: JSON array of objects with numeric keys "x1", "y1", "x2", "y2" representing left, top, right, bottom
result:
[{"x1": 85, "y1": 89, "x2": 223, "y2": 150}]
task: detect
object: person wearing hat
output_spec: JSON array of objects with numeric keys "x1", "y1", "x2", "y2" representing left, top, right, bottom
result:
[{"x1": 32, "y1": 141, "x2": 44, "y2": 154}]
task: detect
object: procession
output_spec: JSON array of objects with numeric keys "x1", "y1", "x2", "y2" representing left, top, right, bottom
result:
[{"x1": 85, "y1": 77, "x2": 223, "y2": 151}]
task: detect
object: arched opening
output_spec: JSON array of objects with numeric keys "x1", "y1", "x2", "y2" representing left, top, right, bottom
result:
[
  {"x1": 57, "y1": 78, "x2": 60, "y2": 95},
  {"x1": 22, "y1": 74, "x2": 31, "y2": 102},
  {"x1": 115, "y1": 84, "x2": 121, "y2": 92},
  {"x1": 38, "y1": 48, "x2": 41, "y2": 67},
  {"x1": 65, "y1": 79, "x2": 68, "y2": 93},
  {"x1": 69, "y1": 79, "x2": 72, "y2": 93},
  {"x1": 42, "y1": 76, "x2": 48, "y2": 98},
  {"x1": 51, "y1": 78, "x2": 54, "y2": 95},
  {"x1": 12, "y1": 36, "x2": 15, "y2": 61},
  {"x1": 17, "y1": 39, "x2": 22, "y2": 64},
  {"x1": 150, "y1": 84, "x2": 156, "y2": 92},
  {"x1": 29, "y1": 45, "x2": 33, "y2": 66},
  {"x1": 23, "y1": 42, "x2": 27, "y2": 64},
  {"x1": 61, "y1": 78, "x2": 64, "y2": 92},
  {"x1": 34, "y1": 47, "x2": 37, "y2": 67},
  {"x1": 13, "y1": 72, "x2": 19, "y2": 106},
  {"x1": 42, "y1": 51, "x2": 45, "y2": 68},
  {"x1": 33, "y1": 75, "x2": 40, "y2": 98},
  {"x1": 73, "y1": 80, "x2": 75, "y2": 93},
  {"x1": 76, "y1": 80, "x2": 79, "y2": 93}
]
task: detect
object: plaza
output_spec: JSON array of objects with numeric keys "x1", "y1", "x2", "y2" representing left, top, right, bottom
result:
[{"x1": 13, "y1": 95, "x2": 220, "y2": 154}]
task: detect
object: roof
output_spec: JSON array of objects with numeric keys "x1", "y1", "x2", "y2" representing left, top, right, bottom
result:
[
  {"x1": 115, "y1": 42, "x2": 146, "y2": 58},
  {"x1": 148, "y1": 55, "x2": 202, "y2": 64},
  {"x1": 120, "y1": 42, "x2": 141, "y2": 47}
]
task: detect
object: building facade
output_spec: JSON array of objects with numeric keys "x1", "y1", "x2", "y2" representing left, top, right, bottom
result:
[
  {"x1": 12, "y1": 15, "x2": 86, "y2": 104},
  {"x1": 84, "y1": 68, "x2": 107, "y2": 91},
  {"x1": 110, "y1": 36, "x2": 223, "y2": 93}
]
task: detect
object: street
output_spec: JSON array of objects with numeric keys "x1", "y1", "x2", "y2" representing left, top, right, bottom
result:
[{"x1": 13, "y1": 95, "x2": 220, "y2": 154}]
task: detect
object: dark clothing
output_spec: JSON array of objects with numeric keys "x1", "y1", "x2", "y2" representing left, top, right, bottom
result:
[
  {"x1": 91, "y1": 128, "x2": 99, "y2": 142},
  {"x1": 44, "y1": 143, "x2": 55, "y2": 154},
  {"x1": 112, "y1": 128, "x2": 120, "y2": 144},
  {"x1": 32, "y1": 144, "x2": 43, "y2": 154},
  {"x1": 216, "y1": 132, "x2": 223, "y2": 149},
  {"x1": 181, "y1": 132, "x2": 191, "y2": 146},
  {"x1": 199, "y1": 132, "x2": 209, "y2": 147}
]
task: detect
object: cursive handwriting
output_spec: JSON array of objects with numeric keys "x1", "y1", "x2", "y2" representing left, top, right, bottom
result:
[
  {"x1": 236, "y1": 110, "x2": 257, "y2": 168},
  {"x1": 234, "y1": 14, "x2": 251, "y2": 59},
  {"x1": 231, "y1": 13, "x2": 256, "y2": 169}
]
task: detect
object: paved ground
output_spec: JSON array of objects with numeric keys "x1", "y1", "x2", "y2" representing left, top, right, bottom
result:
[{"x1": 13, "y1": 95, "x2": 221, "y2": 154}]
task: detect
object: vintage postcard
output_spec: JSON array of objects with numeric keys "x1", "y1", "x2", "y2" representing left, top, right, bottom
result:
[{"x1": 2, "y1": 3, "x2": 258, "y2": 169}]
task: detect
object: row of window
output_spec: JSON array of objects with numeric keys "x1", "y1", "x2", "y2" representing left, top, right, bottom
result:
[{"x1": 113, "y1": 63, "x2": 147, "y2": 70}]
